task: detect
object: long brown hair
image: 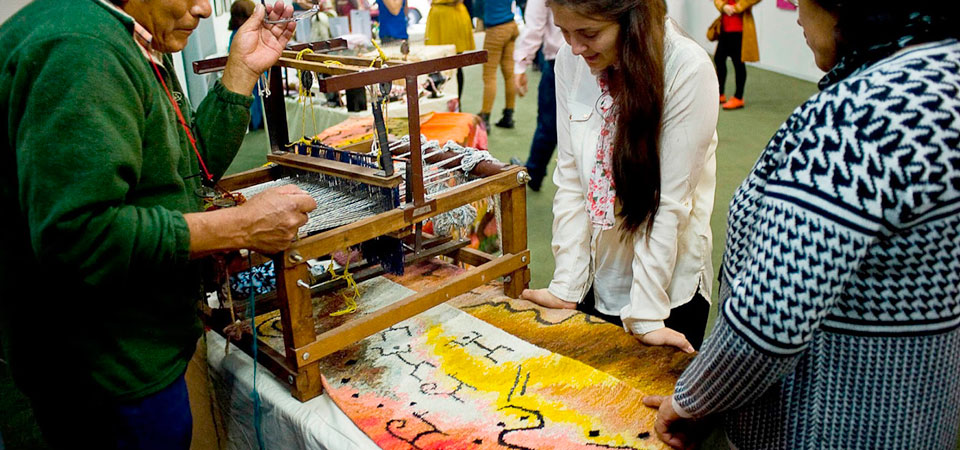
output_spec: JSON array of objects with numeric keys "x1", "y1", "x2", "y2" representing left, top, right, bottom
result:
[{"x1": 551, "y1": 0, "x2": 666, "y2": 235}]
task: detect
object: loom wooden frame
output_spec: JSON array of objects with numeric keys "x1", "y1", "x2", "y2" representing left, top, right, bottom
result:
[{"x1": 196, "y1": 41, "x2": 530, "y2": 402}]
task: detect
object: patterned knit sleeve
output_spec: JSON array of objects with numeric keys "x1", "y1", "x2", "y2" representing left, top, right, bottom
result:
[{"x1": 672, "y1": 78, "x2": 920, "y2": 417}]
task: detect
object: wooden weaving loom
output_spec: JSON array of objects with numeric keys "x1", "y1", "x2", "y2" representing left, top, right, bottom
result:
[{"x1": 193, "y1": 39, "x2": 532, "y2": 402}]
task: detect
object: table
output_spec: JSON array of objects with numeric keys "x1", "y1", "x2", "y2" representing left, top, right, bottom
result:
[{"x1": 197, "y1": 259, "x2": 691, "y2": 449}]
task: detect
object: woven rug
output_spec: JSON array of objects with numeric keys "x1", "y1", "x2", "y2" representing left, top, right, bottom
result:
[
  {"x1": 252, "y1": 261, "x2": 685, "y2": 449},
  {"x1": 317, "y1": 302, "x2": 664, "y2": 449}
]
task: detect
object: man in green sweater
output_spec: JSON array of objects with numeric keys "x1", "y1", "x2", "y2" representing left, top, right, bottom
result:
[{"x1": 0, "y1": 0, "x2": 317, "y2": 448}]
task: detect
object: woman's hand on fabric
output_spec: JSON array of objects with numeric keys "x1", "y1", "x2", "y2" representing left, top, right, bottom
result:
[
  {"x1": 515, "y1": 72, "x2": 528, "y2": 97},
  {"x1": 636, "y1": 327, "x2": 695, "y2": 353},
  {"x1": 642, "y1": 395, "x2": 697, "y2": 450},
  {"x1": 235, "y1": 184, "x2": 317, "y2": 254},
  {"x1": 222, "y1": 1, "x2": 296, "y2": 95},
  {"x1": 520, "y1": 288, "x2": 577, "y2": 309},
  {"x1": 722, "y1": 4, "x2": 736, "y2": 15}
]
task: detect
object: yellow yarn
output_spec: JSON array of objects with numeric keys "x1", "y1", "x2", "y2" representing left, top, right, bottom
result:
[
  {"x1": 290, "y1": 49, "x2": 319, "y2": 141},
  {"x1": 370, "y1": 38, "x2": 388, "y2": 68},
  {"x1": 327, "y1": 257, "x2": 360, "y2": 316}
]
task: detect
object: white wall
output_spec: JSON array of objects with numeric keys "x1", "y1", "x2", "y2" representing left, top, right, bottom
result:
[
  {"x1": 667, "y1": 0, "x2": 823, "y2": 82},
  {"x1": 0, "y1": 0, "x2": 31, "y2": 25}
]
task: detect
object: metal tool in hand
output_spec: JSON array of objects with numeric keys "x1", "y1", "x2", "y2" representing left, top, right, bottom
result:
[{"x1": 263, "y1": 3, "x2": 320, "y2": 24}]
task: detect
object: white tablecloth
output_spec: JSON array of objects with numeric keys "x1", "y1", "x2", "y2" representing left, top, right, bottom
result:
[{"x1": 205, "y1": 331, "x2": 379, "y2": 450}]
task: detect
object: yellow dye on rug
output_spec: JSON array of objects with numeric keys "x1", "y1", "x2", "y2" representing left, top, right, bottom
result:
[
  {"x1": 419, "y1": 322, "x2": 649, "y2": 448},
  {"x1": 320, "y1": 303, "x2": 664, "y2": 449}
]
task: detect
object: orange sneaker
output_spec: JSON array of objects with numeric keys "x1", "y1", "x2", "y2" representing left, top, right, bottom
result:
[
  {"x1": 722, "y1": 97, "x2": 745, "y2": 110},
  {"x1": 719, "y1": 94, "x2": 727, "y2": 104}
]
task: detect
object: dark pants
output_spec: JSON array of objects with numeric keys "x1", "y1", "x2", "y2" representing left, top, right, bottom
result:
[
  {"x1": 523, "y1": 58, "x2": 557, "y2": 190},
  {"x1": 577, "y1": 287, "x2": 710, "y2": 350},
  {"x1": 381, "y1": 35, "x2": 404, "y2": 44},
  {"x1": 714, "y1": 31, "x2": 746, "y2": 99},
  {"x1": 457, "y1": 67, "x2": 464, "y2": 104},
  {"x1": 30, "y1": 372, "x2": 193, "y2": 450}
]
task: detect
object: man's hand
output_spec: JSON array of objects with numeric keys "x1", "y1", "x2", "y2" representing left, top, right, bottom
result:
[
  {"x1": 235, "y1": 184, "x2": 317, "y2": 254},
  {"x1": 186, "y1": 184, "x2": 316, "y2": 257},
  {"x1": 636, "y1": 327, "x2": 695, "y2": 353},
  {"x1": 520, "y1": 288, "x2": 577, "y2": 309},
  {"x1": 515, "y1": 72, "x2": 529, "y2": 97},
  {"x1": 642, "y1": 395, "x2": 696, "y2": 450},
  {"x1": 222, "y1": 1, "x2": 296, "y2": 95},
  {"x1": 722, "y1": 4, "x2": 736, "y2": 15}
]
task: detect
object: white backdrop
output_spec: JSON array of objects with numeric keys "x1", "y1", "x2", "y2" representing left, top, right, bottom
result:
[
  {"x1": 0, "y1": 0, "x2": 31, "y2": 25},
  {"x1": 666, "y1": 0, "x2": 824, "y2": 82}
]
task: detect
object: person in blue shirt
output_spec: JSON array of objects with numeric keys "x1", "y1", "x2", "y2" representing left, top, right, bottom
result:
[{"x1": 377, "y1": 0, "x2": 408, "y2": 42}]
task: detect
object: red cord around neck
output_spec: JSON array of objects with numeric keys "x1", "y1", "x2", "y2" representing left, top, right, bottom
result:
[{"x1": 143, "y1": 49, "x2": 215, "y2": 185}]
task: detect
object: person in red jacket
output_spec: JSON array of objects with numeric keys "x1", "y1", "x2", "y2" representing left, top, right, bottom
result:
[{"x1": 713, "y1": 0, "x2": 761, "y2": 110}]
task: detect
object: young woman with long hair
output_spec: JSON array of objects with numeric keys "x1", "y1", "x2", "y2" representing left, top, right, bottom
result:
[{"x1": 520, "y1": 0, "x2": 720, "y2": 352}]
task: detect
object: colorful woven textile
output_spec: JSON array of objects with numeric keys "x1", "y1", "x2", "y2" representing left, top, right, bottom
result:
[
  {"x1": 252, "y1": 260, "x2": 687, "y2": 449},
  {"x1": 320, "y1": 302, "x2": 664, "y2": 449}
]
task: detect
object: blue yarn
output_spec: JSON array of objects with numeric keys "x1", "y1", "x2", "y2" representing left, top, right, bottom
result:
[
  {"x1": 247, "y1": 254, "x2": 267, "y2": 450},
  {"x1": 230, "y1": 261, "x2": 276, "y2": 297},
  {"x1": 360, "y1": 236, "x2": 405, "y2": 276}
]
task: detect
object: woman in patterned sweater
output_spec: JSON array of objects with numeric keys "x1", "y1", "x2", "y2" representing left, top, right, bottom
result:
[{"x1": 644, "y1": 0, "x2": 960, "y2": 448}]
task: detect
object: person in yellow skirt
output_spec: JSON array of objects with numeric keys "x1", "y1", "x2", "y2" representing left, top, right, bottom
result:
[{"x1": 425, "y1": 0, "x2": 476, "y2": 107}]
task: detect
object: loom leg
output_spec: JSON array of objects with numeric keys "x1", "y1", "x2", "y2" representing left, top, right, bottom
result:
[
  {"x1": 292, "y1": 364, "x2": 324, "y2": 402},
  {"x1": 274, "y1": 258, "x2": 323, "y2": 400},
  {"x1": 499, "y1": 185, "x2": 530, "y2": 298}
]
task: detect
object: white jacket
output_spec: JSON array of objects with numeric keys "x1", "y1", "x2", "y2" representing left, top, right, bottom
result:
[{"x1": 547, "y1": 19, "x2": 720, "y2": 335}]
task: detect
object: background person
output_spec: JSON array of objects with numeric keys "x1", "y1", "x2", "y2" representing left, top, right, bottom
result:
[
  {"x1": 376, "y1": 0, "x2": 408, "y2": 43},
  {"x1": 711, "y1": 0, "x2": 761, "y2": 110},
  {"x1": 509, "y1": 0, "x2": 563, "y2": 192},
  {"x1": 477, "y1": 0, "x2": 519, "y2": 132},
  {"x1": 424, "y1": 0, "x2": 476, "y2": 106}
]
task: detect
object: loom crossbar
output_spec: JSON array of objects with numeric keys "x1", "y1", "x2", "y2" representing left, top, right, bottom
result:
[{"x1": 266, "y1": 152, "x2": 402, "y2": 188}]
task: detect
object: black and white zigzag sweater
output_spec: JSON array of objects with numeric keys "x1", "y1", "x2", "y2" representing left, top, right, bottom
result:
[{"x1": 673, "y1": 39, "x2": 960, "y2": 449}]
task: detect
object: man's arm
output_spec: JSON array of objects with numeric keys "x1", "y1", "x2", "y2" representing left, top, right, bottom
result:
[
  {"x1": 17, "y1": 37, "x2": 194, "y2": 285},
  {"x1": 185, "y1": 184, "x2": 316, "y2": 257}
]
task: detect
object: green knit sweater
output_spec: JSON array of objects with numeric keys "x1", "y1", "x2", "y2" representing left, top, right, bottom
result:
[{"x1": 0, "y1": 0, "x2": 252, "y2": 400}]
